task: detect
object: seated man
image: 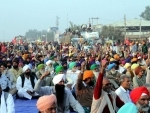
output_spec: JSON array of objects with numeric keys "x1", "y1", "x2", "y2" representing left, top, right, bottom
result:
[
  {"x1": 106, "y1": 63, "x2": 121, "y2": 89},
  {"x1": 118, "y1": 86, "x2": 150, "y2": 113},
  {"x1": 0, "y1": 65, "x2": 12, "y2": 92},
  {"x1": 0, "y1": 63, "x2": 17, "y2": 95},
  {"x1": 36, "y1": 94, "x2": 57, "y2": 113},
  {"x1": 76, "y1": 64, "x2": 95, "y2": 113},
  {"x1": 36, "y1": 64, "x2": 51, "y2": 86},
  {"x1": 66, "y1": 62, "x2": 80, "y2": 89},
  {"x1": 10, "y1": 58, "x2": 23, "y2": 83},
  {"x1": 0, "y1": 84, "x2": 15, "y2": 113},
  {"x1": 91, "y1": 62, "x2": 124, "y2": 113},
  {"x1": 115, "y1": 75, "x2": 132, "y2": 103},
  {"x1": 34, "y1": 72, "x2": 84, "y2": 113},
  {"x1": 16, "y1": 65, "x2": 38, "y2": 99}
]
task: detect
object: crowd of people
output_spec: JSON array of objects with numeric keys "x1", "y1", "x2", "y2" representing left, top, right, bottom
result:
[{"x1": 0, "y1": 40, "x2": 150, "y2": 113}]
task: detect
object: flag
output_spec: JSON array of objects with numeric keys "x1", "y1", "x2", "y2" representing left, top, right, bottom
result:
[
  {"x1": 12, "y1": 37, "x2": 17, "y2": 44},
  {"x1": 19, "y1": 39, "x2": 23, "y2": 44}
]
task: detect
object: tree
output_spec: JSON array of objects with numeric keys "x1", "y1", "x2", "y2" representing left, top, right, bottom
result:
[
  {"x1": 101, "y1": 25, "x2": 123, "y2": 40},
  {"x1": 140, "y1": 6, "x2": 150, "y2": 20}
]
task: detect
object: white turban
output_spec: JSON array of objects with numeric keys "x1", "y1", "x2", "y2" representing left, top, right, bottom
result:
[
  {"x1": 46, "y1": 60, "x2": 52, "y2": 66},
  {"x1": 23, "y1": 65, "x2": 30, "y2": 73},
  {"x1": 52, "y1": 74, "x2": 65, "y2": 85}
]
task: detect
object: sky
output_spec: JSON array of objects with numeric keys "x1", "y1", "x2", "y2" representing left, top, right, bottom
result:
[{"x1": 0, "y1": 0, "x2": 149, "y2": 41}]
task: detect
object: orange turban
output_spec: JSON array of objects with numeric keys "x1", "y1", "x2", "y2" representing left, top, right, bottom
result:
[
  {"x1": 131, "y1": 58, "x2": 137, "y2": 63},
  {"x1": 130, "y1": 86, "x2": 149, "y2": 104},
  {"x1": 134, "y1": 66, "x2": 143, "y2": 75},
  {"x1": 83, "y1": 70, "x2": 94, "y2": 80},
  {"x1": 114, "y1": 54, "x2": 120, "y2": 60},
  {"x1": 36, "y1": 94, "x2": 56, "y2": 111}
]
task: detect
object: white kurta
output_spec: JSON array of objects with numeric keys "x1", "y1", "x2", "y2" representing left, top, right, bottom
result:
[
  {"x1": 0, "y1": 91, "x2": 15, "y2": 113},
  {"x1": 16, "y1": 76, "x2": 38, "y2": 99},
  {"x1": 115, "y1": 86, "x2": 131, "y2": 103},
  {"x1": 66, "y1": 70, "x2": 80, "y2": 88}
]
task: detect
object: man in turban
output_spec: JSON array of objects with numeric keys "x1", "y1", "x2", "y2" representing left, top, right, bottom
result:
[
  {"x1": 36, "y1": 94, "x2": 57, "y2": 113},
  {"x1": 130, "y1": 86, "x2": 150, "y2": 113},
  {"x1": 90, "y1": 63, "x2": 99, "y2": 81},
  {"x1": 16, "y1": 65, "x2": 39, "y2": 99},
  {"x1": 45, "y1": 60, "x2": 54, "y2": 75},
  {"x1": 133, "y1": 66, "x2": 146, "y2": 88},
  {"x1": 34, "y1": 72, "x2": 84, "y2": 113},
  {"x1": 76, "y1": 62, "x2": 95, "y2": 113},
  {"x1": 66, "y1": 62, "x2": 80, "y2": 90},
  {"x1": 36, "y1": 64, "x2": 51, "y2": 86},
  {"x1": 106, "y1": 63, "x2": 121, "y2": 89}
]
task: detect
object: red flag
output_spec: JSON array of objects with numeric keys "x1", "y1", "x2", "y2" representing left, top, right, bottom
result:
[
  {"x1": 124, "y1": 38, "x2": 130, "y2": 45},
  {"x1": 19, "y1": 39, "x2": 23, "y2": 44},
  {"x1": 12, "y1": 37, "x2": 17, "y2": 44}
]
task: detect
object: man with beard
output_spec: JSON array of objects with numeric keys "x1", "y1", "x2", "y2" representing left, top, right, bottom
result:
[
  {"x1": 45, "y1": 60, "x2": 54, "y2": 75},
  {"x1": 91, "y1": 61, "x2": 124, "y2": 113},
  {"x1": 106, "y1": 63, "x2": 121, "y2": 89},
  {"x1": 36, "y1": 64, "x2": 51, "y2": 86},
  {"x1": 76, "y1": 63, "x2": 95, "y2": 113},
  {"x1": 10, "y1": 58, "x2": 23, "y2": 83},
  {"x1": 129, "y1": 86, "x2": 150, "y2": 113},
  {"x1": 6, "y1": 60, "x2": 12, "y2": 70},
  {"x1": 90, "y1": 63, "x2": 99, "y2": 81},
  {"x1": 16, "y1": 65, "x2": 39, "y2": 99},
  {"x1": 34, "y1": 73, "x2": 84, "y2": 113},
  {"x1": 66, "y1": 62, "x2": 80, "y2": 90}
]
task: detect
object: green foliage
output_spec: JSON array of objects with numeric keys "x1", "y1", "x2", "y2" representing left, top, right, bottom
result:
[
  {"x1": 101, "y1": 25, "x2": 123, "y2": 40},
  {"x1": 141, "y1": 6, "x2": 150, "y2": 20}
]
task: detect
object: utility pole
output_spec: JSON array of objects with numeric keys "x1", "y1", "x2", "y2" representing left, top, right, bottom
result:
[
  {"x1": 124, "y1": 15, "x2": 126, "y2": 40},
  {"x1": 67, "y1": 14, "x2": 68, "y2": 28},
  {"x1": 139, "y1": 17, "x2": 142, "y2": 38},
  {"x1": 56, "y1": 16, "x2": 59, "y2": 28}
]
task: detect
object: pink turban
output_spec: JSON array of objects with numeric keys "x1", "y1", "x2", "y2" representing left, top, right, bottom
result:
[{"x1": 36, "y1": 94, "x2": 56, "y2": 111}]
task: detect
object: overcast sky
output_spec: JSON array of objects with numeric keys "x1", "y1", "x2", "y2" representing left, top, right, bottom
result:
[{"x1": 0, "y1": 0, "x2": 148, "y2": 41}]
